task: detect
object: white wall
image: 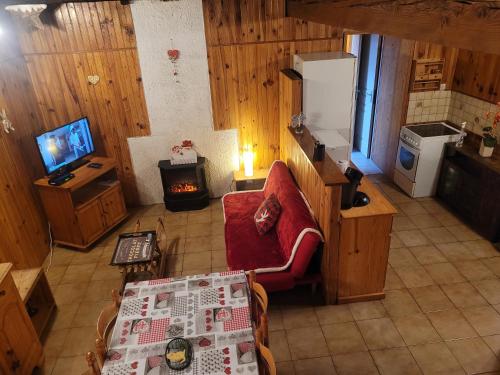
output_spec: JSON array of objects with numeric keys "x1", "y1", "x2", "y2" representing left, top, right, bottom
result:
[{"x1": 128, "y1": 0, "x2": 238, "y2": 204}]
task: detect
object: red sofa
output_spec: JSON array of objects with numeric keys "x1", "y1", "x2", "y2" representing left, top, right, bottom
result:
[{"x1": 222, "y1": 161, "x2": 323, "y2": 292}]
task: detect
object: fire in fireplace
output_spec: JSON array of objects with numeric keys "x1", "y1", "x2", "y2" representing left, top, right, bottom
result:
[{"x1": 158, "y1": 157, "x2": 209, "y2": 211}]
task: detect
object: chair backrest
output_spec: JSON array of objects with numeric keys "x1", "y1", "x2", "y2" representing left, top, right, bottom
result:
[
  {"x1": 255, "y1": 313, "x2": 269, "y2": 347},
  {"x1": 258, "y1": 343, "x2": 277, "y2": 375},
  {"x1": 96, "y1": 289, "x2": 120, "y2": 364},
  {"x1": 133, "y1": 219, "x2": 141, "y2": 232},
  {"x1": 86, "y1": 351, "x2": 101, "y2": 375},
  {"x1": 155, "y1": 217, "x2": 169, "y2": 278}
]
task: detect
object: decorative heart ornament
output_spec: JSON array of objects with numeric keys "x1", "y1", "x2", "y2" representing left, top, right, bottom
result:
[
  {"x1": 87, "y1": 75, "x2": 100, "y2": 85},
  {"x1": 167, "y1": 49, "x2": 179, "y2": 61}
]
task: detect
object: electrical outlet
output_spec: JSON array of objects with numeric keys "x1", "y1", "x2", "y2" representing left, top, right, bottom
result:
[{"x1": 440, "y1": 83, "x2": 446, "y2": 91}]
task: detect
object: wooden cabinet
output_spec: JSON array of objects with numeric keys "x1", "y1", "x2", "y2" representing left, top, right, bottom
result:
[
  {"x1": 337, "y1": 179, "x2": 397, "y2": 304},
  {"x1": 34, "y1": 157, "x2": 128, "y2": 249},
  {"x1": 437, "y1": 142, "x2": 500, "y2": 242},
  {"x1": 0, "y1": 264, "x2": 43, "y2": 374}
]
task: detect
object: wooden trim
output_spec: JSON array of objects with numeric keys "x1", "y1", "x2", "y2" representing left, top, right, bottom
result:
[
  {"x1": 337, "y1": 291, "x2": 386, "y2": 304},
  {"x1": 286, "y1": 0, "x2": 500, "y2": 55}
]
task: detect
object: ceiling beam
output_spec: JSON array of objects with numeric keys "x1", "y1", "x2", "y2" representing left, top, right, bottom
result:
[{"x1": 286, "y1": 0, "x2": 500, "y2": 55}]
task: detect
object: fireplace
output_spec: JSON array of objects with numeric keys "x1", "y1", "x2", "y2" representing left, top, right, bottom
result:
[{"x1": 158, "y1": 157, "x2": 209, "y2": 212}]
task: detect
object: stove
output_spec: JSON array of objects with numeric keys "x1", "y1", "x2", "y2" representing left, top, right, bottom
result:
[{"x1": 395, "y1": 122, "x2": 463, "y2": 198}]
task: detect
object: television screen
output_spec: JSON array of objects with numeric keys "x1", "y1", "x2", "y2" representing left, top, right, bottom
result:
[{"x1": 35, "y1": 117, "x2": 95, "y2": 175}]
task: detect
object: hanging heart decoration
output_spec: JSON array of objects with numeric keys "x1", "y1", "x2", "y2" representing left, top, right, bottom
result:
[{"x1": 167, "y1": 49, "x2": 180, "y2": 61}]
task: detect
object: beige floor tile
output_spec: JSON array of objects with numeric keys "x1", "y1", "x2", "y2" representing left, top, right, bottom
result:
[
  {"x1": 393, "y1": 313, "x2": 441, "y2": 345},
  {"x1": 187, "y1": 210, "x2": 212, "y2": 224},
  {"x1": 389, "y1": 248, "x2": 419, "y2": 268},
  {"x1": 463, "y1": 240, "x2": 500, "y2": 258},
  {"x1": 462, "y1": 306, "x2": 500, "y2": 337},
  {"x1": 357, "y1": 318, "x2": 405, "y2": 350},
  {"x1": 287, "y1": 326, "x2": 329, "y2": 360},
  {"x1": 393, "y1": 216, "x2": 417, "y2": 232},
  {"x1": 371, "y1": 347, "x2": 421, "y2": 375},
  {"x1": 421, "y1": 200, "x2": 448, "y2": 215},
  {"x1": 383, "y1": 289, "x2": 421, "y2": 317},
  {"x1": 42, "y1": 355, "x2": 57, "y2": 375},
  {"x1": 184, "y1": 236, "x2": 212, "y2": 253},
  {"x1": 211, "y1": 222, "x2": 225, "y2": 236},
  {"x1": 397, "y1": 230, "x2": 430, "y2": 247},
  {"x1": 72, "y1": 299, "x2": 109, "y2": 327},
  {"x1": 164, "y1": 212, "x2": 188, "y2": 225},
  {"x1": 43, "y1": 328, "x2": 69, "y2": 358},
  {"x1": 422, "y1": 227, "x2": 458, "y2": 245},
  {"x1": 409, "y1": 245, "x2": 447, "y2": 265},
  {"x1": 50, "y1": 247, "x2": 76, "y2": 266},
  {"x1": 393, "y1": 265, "x2": 434, "y2": 288},
  {"x1": 408, "y1": 342, "x2": 464, "y2": 374},
  {"x1": 332, "y1": 351, "x2": 379, "y2": 375},
  {"x1": 282, "y1": 307, "x2": 319, "y2": 329},
  {"x1": 183, "y1": 251, "x2": 212, "y2": 271},
  {"x1": 186, "y1": 223, "x2": 211, "y2": 238},
  {"x1": 385, "y1": 267, "x2": 405, "y2": 290},
  {"x1": 181, "y1": 268, "x2": 212, "y2": 276},
  {"x1": 140, "y1": 204, "x2": 165, "y2": 217},
  {"x1": 424, "y1": 262, "x2": 466, "y2": 285},
  {"x1": 447, "y1": 337, "x2": 500, "y2": 374},
  {"x1": 211, "y1": 235, "x2": 226, "y2": 251},
  {"x1": 399, "y1": 202, "x2": 427, "y2": 215},
  {"x1": 166, "y1": 254, "x2": 184, "y2": 273},
  {"x1": 277, "y1": 361, "x2": 296, "y2": 375},
  {"x1": 441, "y1": 282, "x2": 488, "y2": 308},
  {"x1": 483, "y1": 257, "x2": 500, "y2": 277},
  {"x1": 46, "y1": 265, "x2": 68, "y2": 287},
  {"x1": 91, "y1": 264, "x2": 122, "y2": 281},
  {"x1": 434, "y1": 211, "x2": 463, "y2": 227},
  {"x1": 483, "y1": 335, "x2": 500, "y2": 356},
  {"x1": 70, "y1": 247, "x2": 103, "y2": 265},
  {"x1": 447, "y1": 225, "x2": 482, "y2": 241},
  {"x1": 293, "y1": 356, "x2": 337, "y2": 375},
  {"x1": 315, "y1": 304, "x2": 353, "y2": 325},
  {"x1": 427, "y1": 308, "x2": 478, "y2": 340},
  {"x1": 60, "y1": 326, "x2": 96, "y2": 357},
  {"x1": 454, "y1": 260, "x2": 496, "y2": 281},
  {"x1": 408, "y1": 213, "x2": 442, "y2": 229},
  {"x1": 54, "y1": 282, "x2": 89, "y2": 306},
  {"x1": 349, "y1": 301, "x2": 386, "y2": 321},
  {"x1": 409, "y1": 285, "x2": 454, "y2": 313},
  {"x1": 390, "y1": 233, "x2": 404, "y2": 249},
  {"x1": 83, "y1": 279, "x2": 122, "y2": 302},
  {"x1": 437, "y1": 242, "x2": 477, "y2": 262},
  {"x1": 269, "y1": 330, "x2": 292, "y2": 362},
  {"x1": 165, "y1": 224, "x2": 187, "y2": 240},
  {"x1": 139, "y1": 215, "x2": 163, "y2": 229},
  {"x1": 322, "y1": 322, "x2": 367, "y2": 354},
  {"x1": 51, "y1": 355, "x2": 89, "y2": 375},
  {"x1": 60, "y1": 263, "x2": 97, "y2": 284},
  {"x1": 211, "y1": 251, "x2": 227, "y2": 268},
  {"x1": 268, "y1": 306, "x2": 284, "y2": 331},
  {"x1": 49, "y1": 303, "x2": 80, "y2": 331},
  {"x1": 473, "y1": 279, "x2": 500, "y2": 305}
]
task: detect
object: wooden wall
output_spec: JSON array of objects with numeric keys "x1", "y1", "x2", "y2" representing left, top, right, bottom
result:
[
  {"x1": 453, "y1": 50, "x2": 500, "y2": 103},
  {"x1": 413, "y1": 41, "x2": 458, "y2": 90},
  {"x1": 12, "y1": 1, "x2": 150, "y2": 205},
  {"x1": 0, "y1": 16, "x2": 49, "y2": 268},
  {"x1": 202, "y1": 0, "x2": 344, "y2": 168}
]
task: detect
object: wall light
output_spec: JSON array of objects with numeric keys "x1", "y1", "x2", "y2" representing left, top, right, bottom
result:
[{"x1": 242, "y1": 147, "x2": 254, "y2": 177}]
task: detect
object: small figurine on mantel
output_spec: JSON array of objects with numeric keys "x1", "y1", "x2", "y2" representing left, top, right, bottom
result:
[{"x1": 171, "y1": 140, "x2": 197, "y2": 165}]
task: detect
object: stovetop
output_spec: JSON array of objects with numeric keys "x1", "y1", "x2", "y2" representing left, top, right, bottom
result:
[{"x1": 407, "y1": 123, "x2": 460, "y2": 137}]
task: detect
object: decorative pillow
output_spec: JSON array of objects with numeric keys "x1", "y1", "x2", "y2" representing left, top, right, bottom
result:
[{"x1": 254, "y1": 193, "x2": 281, "y2": 235}]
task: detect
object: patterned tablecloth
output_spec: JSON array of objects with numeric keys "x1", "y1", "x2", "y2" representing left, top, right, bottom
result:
[{"x1": 102, "y1": 271, "x2": 259, "y2": 375}]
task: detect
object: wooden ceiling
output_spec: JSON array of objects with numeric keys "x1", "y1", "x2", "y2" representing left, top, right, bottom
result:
[{"x1": 286, "y1": 0, "x2": 500, "y2": 55}]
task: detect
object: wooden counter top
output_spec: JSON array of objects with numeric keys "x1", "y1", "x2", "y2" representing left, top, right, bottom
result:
[
  {"x1": 34, "y1": 156, "x2": 117, "y2": 191},
  {"x1": 288, "y1": 127, "x2": 348, "y2": 186},
  {"x1": 341, "y1": 178, "x2": 398, "y2": 219}
]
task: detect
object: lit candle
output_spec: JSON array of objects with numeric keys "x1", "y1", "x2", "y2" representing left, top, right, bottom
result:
[{"x1": 242, "y1": 150, "x2": 254, "y2": 177}]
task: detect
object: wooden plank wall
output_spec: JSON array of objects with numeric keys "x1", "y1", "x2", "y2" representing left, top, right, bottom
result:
[
  {"x1": 12, "y1": 1, "x2": 150, "y2": 205},
  {"x1": 453, "y1": 50, "x2": 500, "y2": 104},
  {"x1": 202, "y1": 0, "x2": 343, "y2": 168},
  {"x1": 0, "y1": 16, "x2": 49, "y2": 268},
  {"x1": 413, "y1": 41, "x2": 458, "y2": 90}
]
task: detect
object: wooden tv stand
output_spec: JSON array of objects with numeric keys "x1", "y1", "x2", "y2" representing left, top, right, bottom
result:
[{"x1": 34, "y1": 157, "x2": 128, "y2": 249}]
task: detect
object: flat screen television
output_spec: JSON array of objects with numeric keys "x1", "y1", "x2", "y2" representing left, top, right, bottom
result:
[{"x1": 35, "y1": 117, "x2": 95, "y2": 176}]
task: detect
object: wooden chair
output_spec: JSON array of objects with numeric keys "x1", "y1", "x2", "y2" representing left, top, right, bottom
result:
[
  {"x1": 155, "y1": 217, "x2": 169, "y2": 278},
  {"x1": 86, "y1": 352, "x2": 101, "y2": 375},
  {"x1": 95, "y1": 289, "x2": 120, "y2": 366},
  {"x1": 255, "y1": 313, "x2": 269, "y2": 347},
  {"x1": 257, "y1": 343, "x2": 277, "y2": 375}
]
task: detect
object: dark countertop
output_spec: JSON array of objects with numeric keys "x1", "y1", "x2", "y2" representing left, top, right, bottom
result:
[{"x1": 445, "y1": 136, "x2": 500, "y2": 175}]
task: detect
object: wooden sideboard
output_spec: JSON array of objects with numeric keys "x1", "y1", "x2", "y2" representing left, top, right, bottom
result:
[
  {"x1": 0, "y1": 263, "x2": 43, "y2": 374},
  {"x1": 34, "y1": 157, "x2": 128, "y2": 249}
]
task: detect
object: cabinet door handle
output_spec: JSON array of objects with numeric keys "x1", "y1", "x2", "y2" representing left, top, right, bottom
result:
[{"x1": 0, "y1": 290, "x2": 5, "y2": 296}]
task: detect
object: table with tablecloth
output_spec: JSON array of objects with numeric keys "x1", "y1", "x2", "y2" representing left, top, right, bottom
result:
[{"x1": 101, "y1": 270, "x2": 259, "y2": 375}]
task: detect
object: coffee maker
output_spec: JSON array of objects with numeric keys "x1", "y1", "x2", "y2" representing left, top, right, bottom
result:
[{"x1": 341, "y1": 167, "x2": 370, "y2": 209}]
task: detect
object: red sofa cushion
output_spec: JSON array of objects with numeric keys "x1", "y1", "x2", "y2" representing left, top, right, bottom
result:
[
  {"x1": 223, "y1": 192, "x2": 286, "y2": 271},
  {"x1": 254, "y1": 193, "x2": 281, "y2": 235}
]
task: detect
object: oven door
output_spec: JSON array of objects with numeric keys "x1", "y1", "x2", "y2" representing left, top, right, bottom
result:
[{"x1": 395, "y1": 139, "x2": 420, "y2": 181}]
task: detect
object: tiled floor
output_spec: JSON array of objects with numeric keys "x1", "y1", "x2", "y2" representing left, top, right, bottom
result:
[{"x1": 39, "y1": 176, "x2": 500, "y2": 375}]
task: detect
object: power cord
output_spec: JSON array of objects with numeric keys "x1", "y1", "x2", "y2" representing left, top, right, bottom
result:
[{"x1": 44, "y1": 222, "x2": 54, "y2": 274}]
